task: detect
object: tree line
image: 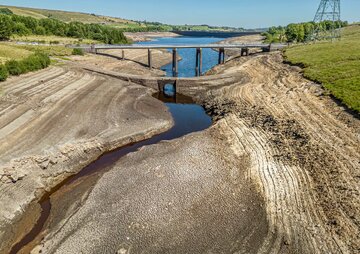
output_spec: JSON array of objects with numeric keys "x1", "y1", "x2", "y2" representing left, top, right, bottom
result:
[
  {"x1": 120, "y1": 25, "x2": 170, "y2": 33},
  {"x1": 0, "y1": 11, "x2": 129, "y2": 44},
  {"x1": 262, "y1": 20, "x2": 348, "y2": 43}
]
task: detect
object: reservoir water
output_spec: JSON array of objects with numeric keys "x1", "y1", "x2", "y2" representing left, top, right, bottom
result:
[{"x1": 139, "y1": 36, "x2": 223, "y2": 77}]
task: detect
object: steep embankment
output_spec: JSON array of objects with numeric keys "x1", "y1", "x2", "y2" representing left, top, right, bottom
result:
[{"x1": 204, "y1": 52, "x2": 360, "y2": 253}]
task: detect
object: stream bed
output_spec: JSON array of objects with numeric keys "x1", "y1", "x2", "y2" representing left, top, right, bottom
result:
[{"x1": 11, "y1": 36, "x2": 224, "y2": 253}]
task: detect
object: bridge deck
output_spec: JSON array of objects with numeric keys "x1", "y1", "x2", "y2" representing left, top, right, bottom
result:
[{"x1": 75, "y1": 43, "x2": 286, "y2": 50}]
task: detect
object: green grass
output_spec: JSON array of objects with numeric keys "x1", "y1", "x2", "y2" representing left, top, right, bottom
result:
[
  {"x1": 0, "y1": 44, "x2": 32, "y2": 64},
  {"x1": 11, "y1": 35, "x2": 99, "y2": 44},
  {"x1": 0, "y1": 43, "x2": 73, "y2": 64},
  {"x1": 4, "y1": 6, "x2": 47, "y2": 19},
  {"x1": 13, "y1": 45, "x2": 73, "y2": 56},
  {"x1": 0, "y1": 5, "x2": 135, "y2": 25},
  {"x1": 285, "y1": 25, "x2": 360, "y2": 112}
]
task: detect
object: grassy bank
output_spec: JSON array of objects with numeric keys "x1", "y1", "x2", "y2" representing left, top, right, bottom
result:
[
  {"x1": 0, "y1": 42, "x2": 73, "y2": 82},
  {"x1": 0, "y1": 52, "x2": 50, "y2": 81},
  {"x1": 0, "y1": 43, "x2": 72, "y2": 59},
  {"x1": 285, "y1": 25, "x2": 360, "y2": 112},
  {"x1": 11, "y1": 35, "x2": 98, "y2": 45},
  {"x1": 0, "y1": 44, "x2": 31, "y2": 64}
]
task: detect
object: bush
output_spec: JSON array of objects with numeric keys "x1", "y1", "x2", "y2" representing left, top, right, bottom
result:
[
  {"x1": 72, "y1": 48, "x2": 84, "y2": 56},
  {"x1": 0, "y1": 15, "x2": 12, "y2": 40},
  {"x1": 12, "y1": 22, "x2": 31, "y2": 36},
  {"x1": 1, "y1": 53, "x2": 50, "y2": 82},
  {"x1": 22, "y1": 53, "x2": 50, "y2": 71},
  {"x1": 0, "y1": 65, "x2": 9, "y2": 81},
  {"x1": 5, "y1": 60, "x2": 24, "y2": 76},
  {"x1": 0, "y1": 8, "x2": 13, "y2": 15}
]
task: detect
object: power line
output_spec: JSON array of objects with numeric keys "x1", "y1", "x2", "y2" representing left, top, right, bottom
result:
[{"x1": 312, "y1": 0, "x2": 341, "y2": 40}]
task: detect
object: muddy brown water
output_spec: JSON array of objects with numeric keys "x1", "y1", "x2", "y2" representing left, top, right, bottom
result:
[{"x1": 10, "y1": 92, "x2": 212, "y2": 253}]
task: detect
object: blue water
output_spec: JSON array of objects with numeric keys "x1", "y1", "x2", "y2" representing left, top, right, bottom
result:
[{"x1": 138, "y1": 36, "x2": 223, "y2": 77}]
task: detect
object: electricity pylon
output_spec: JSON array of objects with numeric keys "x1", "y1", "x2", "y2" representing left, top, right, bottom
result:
[{"x1": 312, "y1": 0, "x2": 341, "y2": 40}]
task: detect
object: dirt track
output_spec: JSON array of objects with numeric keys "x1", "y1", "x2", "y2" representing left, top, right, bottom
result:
[{"x1": 0, "y1": 37, "x2": 359, "y2": 253}]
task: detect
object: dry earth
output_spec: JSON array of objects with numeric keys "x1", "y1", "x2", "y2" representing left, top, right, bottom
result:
[
  {"x1": 216, "y1": 34, "x2": 265, "y2": 58},
  {"x1": 124, "y1": 32, "x2": 180, "y2": 42},
  {"x1": 201, "y1": 52, "x2": 360, "y2": 253},
  {"x1": 0, "y1": 49, "x2": 174, "y2": 253},
  {"x1": 0, "y1": 34, "x2": 359, "y2": 254}
]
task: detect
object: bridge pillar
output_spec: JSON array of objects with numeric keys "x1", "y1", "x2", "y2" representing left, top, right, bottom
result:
[
  {"x1": 90, "y1": 44, "x2": 97, "y2": 54},
  {"x1": 172, "y1": 48, "x2": 178, "y2": 77},
  {"x1": 148, "y1": 49, "x2": 152, "y2": 69},
  {"x1": 241, "y1": 47, "x2": 249, "y2": 56},
  {"x1": 218, "y1": 48, "x2": 225, "y2": 64},
  {"x1": 195, "y1": 48, "x2": 203, "y2": 76},
  {"x1": 262, "y1": 45, "x2": 271, "y2": 52}
]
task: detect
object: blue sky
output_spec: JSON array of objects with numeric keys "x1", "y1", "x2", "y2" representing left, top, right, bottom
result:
[{"x1": 0, "y1": 0, "x2": 359, "y2": 28}]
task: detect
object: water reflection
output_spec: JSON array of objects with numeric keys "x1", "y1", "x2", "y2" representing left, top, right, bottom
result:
[{"x1": 163, "y1": 84, "x2": 176, "y2": 97}]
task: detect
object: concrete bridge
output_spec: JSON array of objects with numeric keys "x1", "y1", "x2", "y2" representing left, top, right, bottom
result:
[{"x1": 73, "y1": 43, "x2": 286, "y2": 77}]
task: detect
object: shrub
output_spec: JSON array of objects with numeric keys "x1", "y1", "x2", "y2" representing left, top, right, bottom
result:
[
  {"x1": 1, "y1": 52, "x2": 50, "y2": 81},
  {"x1": 35, "y1": 26, "x2": 46, "y2": 35},
  {"x1": 5, "y1": 60, "x2": 24, "y2": 76},
  {"x1": 0, "y1": 8, "x2": 13, "y2": 15},
  {"x1": 0, "y1": 15, "x2": 12, "y2": 40},
  {"x1": 0, "y1": 65, "x2": 9, "y2": 81},
  {"x1": 12, "y1": 22, "x2": 31, "y2": 36},
  {"x1": 72, "y1": 48, "x2": 84, "y2": 56},
  {"x1": 22, "y1": 53, "x2": 50, "y2": 71}
]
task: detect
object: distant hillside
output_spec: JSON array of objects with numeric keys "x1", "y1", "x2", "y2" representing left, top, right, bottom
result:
[
  {"x1": 0, "y1": 5, "x2": 265, "y2": 33},
  {"x1": 0, "y1": 5, "x2": 136, "y2": 25}
]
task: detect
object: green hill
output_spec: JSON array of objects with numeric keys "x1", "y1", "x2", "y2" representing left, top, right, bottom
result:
[
  {"x1": 0, "y1": 5, "x2": 247, "y2": 32},
  {"x1": 0, "y1": 5, "x2": 136, "y2": 25}
]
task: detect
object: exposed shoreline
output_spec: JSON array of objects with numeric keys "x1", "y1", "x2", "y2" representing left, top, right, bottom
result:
[
  {"x1": 0, "y1": 49, "x2": 174, "y2": 253},
  {"x1": 1, "y1": 34, "x2": 359, "y2": 253},
  {"x1": 124, "y1": 31, "x2": 180, "y2": 42}
]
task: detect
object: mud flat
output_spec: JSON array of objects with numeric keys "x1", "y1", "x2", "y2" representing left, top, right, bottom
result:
[
  {"x1": 30, "y1": 123, "x2": 268, "y2": 254},
  {"x1": 0, "y1": 50, "x2": 173, "y2": 253},
  {"x1": 1, "y1": 34, "x2": 359, "y2": 254},
  {"x1": 35, "y1": 50, "x2": 359, "y2": 253}
]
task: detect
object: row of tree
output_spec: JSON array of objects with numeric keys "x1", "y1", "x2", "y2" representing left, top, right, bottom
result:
[
  {"x1": 0, "y1": 52, "x2": 50, "y2": 81},
  {"x1": 262, "y1": 20, "x2": 348, "y2": 43},
  {"x1": 0, "y1": 13, "x2": 129, "y2": 44},
  {"x1": 120, "y1": 25, "x2": 170, "y2": 33}
]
